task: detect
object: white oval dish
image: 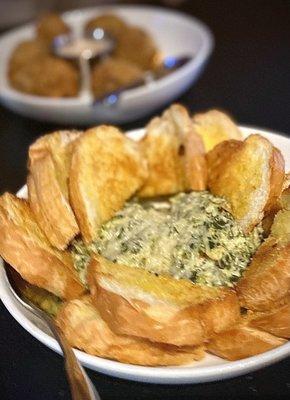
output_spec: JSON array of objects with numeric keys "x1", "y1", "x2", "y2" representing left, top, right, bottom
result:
[
  {"x1": 0, "y1": 126, "x2": 289, "y2": 384},
  {"x1": 0, "y1": 5, "x2": 213, "y2": 125}
]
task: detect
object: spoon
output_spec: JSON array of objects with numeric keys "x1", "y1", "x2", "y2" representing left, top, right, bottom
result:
[
  {"x1": 3, "y1": 265, "x2": 101, "y2": 400},
  {"x1": 53, "y1": 28, "x2": 192, "y2": 107},
  {"x1": 52, "y1": 29, "x2": 115, "y2": 100}
]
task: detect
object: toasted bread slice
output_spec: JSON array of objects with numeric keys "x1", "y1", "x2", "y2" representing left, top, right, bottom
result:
[
  {"x1": 192, "y1": 109, "x2": 242, "y2": 152},
  {"x1": 88, "y1": 256, "x2": 240, "y2": 347},
  {"x1": 56, "y1": 296, "x2": 205, "y2": 366},
  {"x1": 281, "y1": 186, "x2": 290, "y2": 210},
  {"x1": 138, "y1": 104, "x2": 207, "y2": 197},
  {"x1": 207, "y1": 134, "x2": 285, "y2": 232},
  {"x1": 237, "y1": 238, "x2": 290, "y2": 311},
  {"x1": 28, "y1": 131, "x2": 80, "y2": 249},
  {"x1": 0, "y1": 193, "x2": 84, "y2": 299},
  {"x1": 207, "y1": 322, "x2": 286, "y2": 361},
  {"x1": 261, "y1": 176, "x2": 290, "y2": 235},
  {"x1": 69, "y1": 126, "x2": 148, "y2": 243},
  {"x1": 249, "y1": 298, "x2": 290, "y2": 339},
  {"x1": 270, "y1": 209, "x2": 290, "y2": 245}
]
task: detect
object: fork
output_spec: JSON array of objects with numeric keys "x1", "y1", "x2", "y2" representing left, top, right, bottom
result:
[{"x1": 4, "y1": 265, "x2": 100, "y2": 400}]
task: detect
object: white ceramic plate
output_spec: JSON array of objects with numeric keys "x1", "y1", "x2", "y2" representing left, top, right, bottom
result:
[
  {"x1": 0, "y1": 5, "x2": 213, "y2": 125},
  {"x1": 0, "y1": 126, "x2": 289, "y2": 384}
]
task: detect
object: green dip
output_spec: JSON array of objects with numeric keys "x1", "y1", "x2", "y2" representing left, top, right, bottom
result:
[{"x1": 71, "y1": 191, "x2": 263, "y2": 287}]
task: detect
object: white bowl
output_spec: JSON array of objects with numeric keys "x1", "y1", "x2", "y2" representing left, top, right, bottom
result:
[
  {"x1": 0, "y1": 125, "x2": 289, "y2": 384},
  {"x1": 0, "y1": 5, "x2": 213, "y2": 125}
]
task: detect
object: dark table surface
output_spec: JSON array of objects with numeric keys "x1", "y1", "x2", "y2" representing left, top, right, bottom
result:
[{"x1": 0, "y1": 1, "x2": 290, "y2": 399}]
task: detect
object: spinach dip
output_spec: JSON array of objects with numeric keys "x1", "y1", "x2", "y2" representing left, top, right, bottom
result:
[{"x1": 71, "y1": 191, "x2": 263, "y2": 287}]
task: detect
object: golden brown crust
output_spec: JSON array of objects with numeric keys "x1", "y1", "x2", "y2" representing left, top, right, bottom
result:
[
  {"x1": 88, "y1": 257, "x2": 240, "y2": 346},
  {"x1": 207, "y1": 323, "x2": 286, "y2": 361},
  {"x1": 28, "y1": 131, "x2": 80, "y2": 249},
  {"x1": 69, "y1": 126, "x2": 148, "y2": 243},
  {"x1": 261, "y1": 181, "x2": 290, "y2": 239},
  {"x1": 9, "y1": 40, "x2": 49, "y2": 74},
  {"x1": 138, "y1": 104, "x2": 207, "y2": 197},
  {"x1": 36, "y1": 13, "x2": 70, "y2": 45},
  {"x1": 85, "y1": 14, "x2": 159, "y2": 71},
  {"x1": 85, "y1": 14, "x2": 126, "y2": 38},
  {"x1": 249, "y1": 298, "x2": 290, "y2": 339},
  {"x1": 192, "y1": 109, "x2": 242, "y2": 152},
  {"x1": 270, "y1": 209, "x2": 290, "y2": 245},
  {"x1": 56, "y1": 296, "x2": 205, "y2": 366},
  {"x1": 91, "y1": 57, "x2": 143, "y2": 98},
  {"x1": 115, "y1": 25, "x2": 159, "y2": 71},
  {"x1": 0, "y1": 193, "x2": 84, "y2": 299},
  {"x1": 207, "y1": 134, "x2": 285, "y2": 232},
  {"x1": 265, "y1": 147, "x2": 285, "y2": 213},
  {"x1": 27, "y1": 174, "x2": 62, "y2": 247},
  {"x1": 237, "y1": 238, "x2": 290, "y2": 311},
  {"x1": 9, "y1": 56, "x2": 79, "y2": 97},
  {"x1": 281, "y1": 186, "x2": 290, "y2": 210}
]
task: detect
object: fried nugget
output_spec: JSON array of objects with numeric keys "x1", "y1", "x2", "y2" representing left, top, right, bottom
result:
[
  {"x1": 9, "y1": 56, "x2": 79, "y2": 97},
  {"x1": 115, "y1": 25, "x2": 159, "y2": 70},
  {"x1": 36, "y1": 13, "x2": 70, "y2": 45},
  {"x1": 91, "y1": 57, "x2": 143, "y2": 98},
  {"x1": 85, "y1": 14, "x2": 126, "y2": 39},
  {"x1": 9, "y1": 40, "x2": 48, "y2": 74}
]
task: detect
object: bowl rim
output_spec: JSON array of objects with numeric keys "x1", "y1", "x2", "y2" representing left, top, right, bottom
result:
[
  {"x1": 0, "y1": 124, "x2": 289, "y2": 384},
  {"x1": 0, "y1": 4, "x2": 214, "y2": 108}
]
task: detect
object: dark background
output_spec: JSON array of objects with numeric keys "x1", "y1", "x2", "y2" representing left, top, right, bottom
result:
[{"x1": 0, "y1": 1, "x2": 290, "y2": 399}]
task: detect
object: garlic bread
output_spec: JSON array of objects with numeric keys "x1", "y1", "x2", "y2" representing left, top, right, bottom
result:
[
  {"x1": 56, "y1": 296, "x2": 205, "y2": 366},
  {"x1": 88, "y1": 256, "x2": 240, "y2": 347},
  {"x1": 138, "y1": 104, "x2": 207, "y2": 197},
  {"x1": 0, "y1": 193, "x2": 84, "y2": 299},
  {"x1": 207, "y1": 134, "x2": 285, "y2": 232},
  {"x1": 237, "y1": 238, "x2": 290, "y2": 311},
  {"x1": 28, "y1": 131, "x2": 80, "y2": 249},
  {"x1": 69, "y1": 125, "x2": 148, "y2": 243},
  {"x1": 192, "y1": 109, "x2": 242, "y2": 152},
  {"x1": 207, "y1": 322, "x2": 286, "y2": 361},
  {"x1": 249, "y1": 298, "x2": 290, "y2": 339}
]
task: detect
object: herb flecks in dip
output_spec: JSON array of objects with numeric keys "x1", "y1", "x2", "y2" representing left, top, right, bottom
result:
[
  {"x1": 71, "y1": 239, "x2": 91, "y2": 286},
  {"x1": 71, "y1": 191, "x2": 263, "y2": 287}
]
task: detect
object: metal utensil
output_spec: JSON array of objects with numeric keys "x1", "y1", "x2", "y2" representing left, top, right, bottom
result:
[
  {"x1": 93, "y1": 55, "x2": 193, "y2": 106},
  {"x1": 52, "y1": 29, "x2": 115, "y2": 100},
  {"x1": 4, "y1": 265, "x2": 100, "y2": 400}
]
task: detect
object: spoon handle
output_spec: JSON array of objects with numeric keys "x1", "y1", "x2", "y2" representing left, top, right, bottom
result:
[
  {"x1": 4, "y1": 266, "x2": 100, "y2": 400},
  {"x1": 79, "y1": 56, "x2": 93, "y2": 100},
  {"x1": 45, "y1": 317, "x2": 100, "y2": 400}
]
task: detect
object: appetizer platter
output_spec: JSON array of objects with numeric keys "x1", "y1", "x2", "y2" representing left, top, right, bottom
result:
[
  {"x1": 0, "y1": 104, "x2": 289, "y2": 384},
  {"x1": 0, "y1": 6, "x2": 213, "y2": 124},
  {"x1": 8, "y1": 12, "x2": 159, "y2": 99}
]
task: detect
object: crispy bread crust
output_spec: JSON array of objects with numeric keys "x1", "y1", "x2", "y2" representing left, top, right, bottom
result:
[
  {"x1": 249, "y1": 299, "x2": 290, "y2": 339},
  {"x1": 0, "y1": 193, "x2": 84, "y2": 299},
  {"x1": 88, "y1": 257, "x2": 240, "y2": 346},
  {"x1": 28, "y1": 131, "x2": 80, "y2": 249},
  {"x1": 207, "y1": 135, "x2": 285, "y2": 232},
  {"x1": 237, "y1": 238, "x2": 290, "y2": 311},
  {"x1": 56, "y1": 296, "x2": 205, "y2": 366},
  {"x1": 270, "y1": 209, "x2": 290, "y2": 245},
  {"x1": 207, "y1": 323, "x2": 286, "y2": 361},
  {"x1": 138, "y1": 104, "x2": 207, "y2": 197},
  {"x1": 265, "y1": 147, "x2": 285, "y2": 213},
  {"x1": 69, "y1": 126, "x2": 148, "y2": 243},
  {"x1": 192, "y1": 109, "x2": 242, "y2": 152}
]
